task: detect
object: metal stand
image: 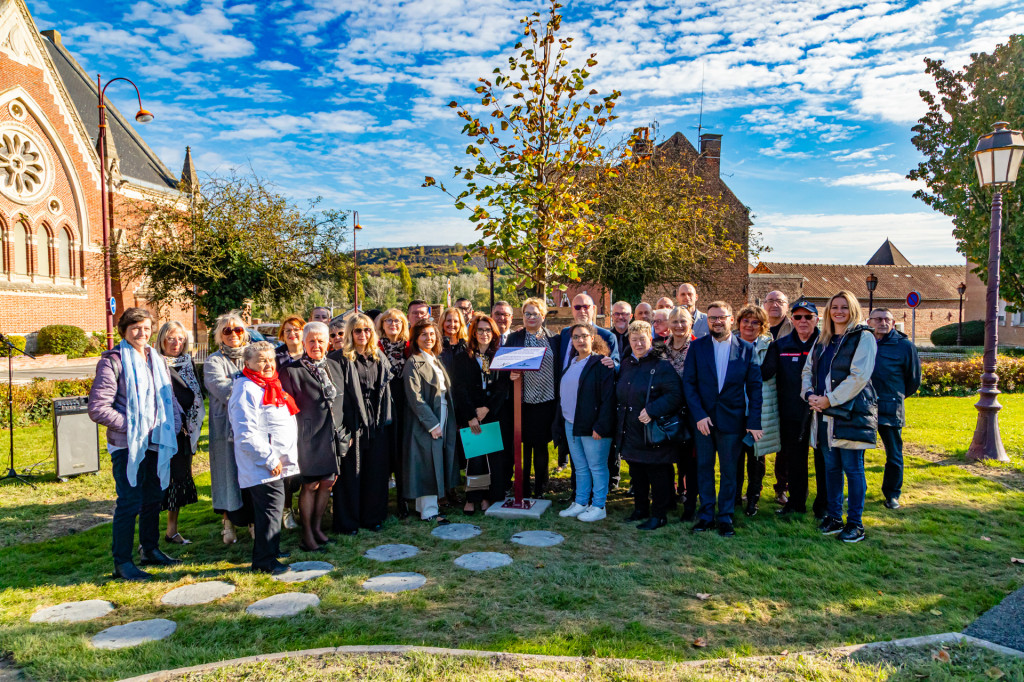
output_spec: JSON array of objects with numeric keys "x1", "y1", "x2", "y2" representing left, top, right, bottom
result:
[{"x1": 0, "y1": 333, "x2": 36, "y2": 487}]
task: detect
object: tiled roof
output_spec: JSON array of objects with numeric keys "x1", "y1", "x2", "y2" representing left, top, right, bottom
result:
[
  {"x1": 867, "y1": 239, "x2": 912, "y2": 266},
  {"x1": 756, "y1": 262, "x2": 966, "y2": 301}
]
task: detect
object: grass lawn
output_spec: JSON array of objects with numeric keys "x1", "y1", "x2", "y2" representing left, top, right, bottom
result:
[
  {"x1": 0, "y1": 395, "x2": 1022, "y2": 681},
  {"x1": 904, "y1": 394, "x2": 1024, "y2": 472}
]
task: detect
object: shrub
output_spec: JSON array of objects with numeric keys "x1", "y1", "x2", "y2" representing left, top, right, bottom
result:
[
  {"x1": 0, "y1": 334, "x2": 27, "y2": 358},
  {"x1": 931, "y1": 320, "x2": 985, "y2": 346},
  {"x1": 36, "y1": 325, "x2": 87, "y2": 358},
  {"x1": 919, "y1": 356, "x2": 1024, "y2": 396},
  {"x1": 83, "y1": 335, "x2": 104, "y2": 357},
  {"x1": 0, "y1": 378, "x2": 94, "y2": 426}
]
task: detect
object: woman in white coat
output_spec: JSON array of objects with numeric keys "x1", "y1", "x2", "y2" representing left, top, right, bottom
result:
[{"x1": 229, "y1": 341, "x2": 301, "y2": 574}]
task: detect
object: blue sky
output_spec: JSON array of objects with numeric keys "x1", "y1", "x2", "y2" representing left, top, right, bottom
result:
[{"x1": 33, "y1": 0, "x2": 1023, "y2": 264}]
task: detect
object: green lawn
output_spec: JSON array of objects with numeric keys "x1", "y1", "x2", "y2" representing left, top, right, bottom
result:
[
  {"x1": 904, "y1": 394, "x2": 1024, "y2": 471},
  {"x1": 0, "y1": 396, "x2": 1022, "y2": 681}
]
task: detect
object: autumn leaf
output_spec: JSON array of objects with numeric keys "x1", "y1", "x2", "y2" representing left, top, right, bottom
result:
[
  {"x1": 930, "y1": 609, "x2": 943, "y2": 616},
  {"x1": 986, "y1": 666, "x2": 1005, "y2": 679},
  {"x1": 932, "y1": 649, "x2": 951, "y2": 663},
  {"x1": 693, "y1": 637, "x2": 707, "y2": 648},
  {"x1": 694, "y1": 593, "x2": 712, "y2": 601}
]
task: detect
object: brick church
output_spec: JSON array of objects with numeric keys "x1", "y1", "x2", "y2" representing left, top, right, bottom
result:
[{"x1": 0, "y1": 0, "x2": 193, "y2": 344}]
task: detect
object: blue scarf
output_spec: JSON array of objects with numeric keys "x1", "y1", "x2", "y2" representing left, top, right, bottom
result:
[{"x1": 119, "y1": 340, "x2": 178, "y2": 488}]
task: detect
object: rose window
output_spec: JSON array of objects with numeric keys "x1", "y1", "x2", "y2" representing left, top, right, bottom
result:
[{"x1": 0, "y1": 127, "x2": 49, "y2": 204}]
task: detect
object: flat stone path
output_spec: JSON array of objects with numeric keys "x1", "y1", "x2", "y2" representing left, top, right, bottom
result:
[
  {"x1": 91, "y1": 619, "x2": 177, "y2": 650},
  {"x1": 274, "y1": 561, "x2": 334, "y2": 583},
  {"x1": 362, "y1": 572, "x2": 427, "y2": 593},
  {"x1": 246, "y1": 593, "x2": 320, "y2": 618},
  {"x1": 510, "y1": 530, "x2": 564, "y2": 547},
  {"x1": 431, "y1": 523, "x2": 482, "y2": 540},
  {"x1": 161, "y1": 581, "x2": 235, "y2": 606},
  {"x1": 30, "y1": 599, "x2": 114, "y2": 623},
  {"x1": 364, "y1": 544, "x2": 420, "y2": 562},
  {"x1": 454, "y1": 552, "x2": 513, "y2": 572},
  {"x1": 964, "y1": 584, "x2": 1024, "y2": 653}
]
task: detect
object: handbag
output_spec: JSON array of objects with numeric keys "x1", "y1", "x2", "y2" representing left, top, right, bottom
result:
[
  {"x1": 641, "y1": 368, "x2": 689, "y2": 447},
  {"x1": 465, "y1": 455, "x2": 491, "y2": 491}
]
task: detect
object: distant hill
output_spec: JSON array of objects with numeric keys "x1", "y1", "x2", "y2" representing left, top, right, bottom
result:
[{"x1": 359, "y1": 244, "x2": 508, "y2": 278}]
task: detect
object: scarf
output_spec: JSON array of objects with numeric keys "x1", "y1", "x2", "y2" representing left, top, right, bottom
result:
[
  {"x1": 220, "y1": 343, "x2": 246, "y2": 370},
  {"x1": 166, "y1": 354, "x2": 203, "y2": 453},
  {"x1": 300, "y1": 355, "x2": 337, "y2": 402},
  {"x1": 120, "y1": 340, "x2": 177, "y2": 489},
  {"x1": 242, "y1": 367, "x2": 300, "y2": 415}
]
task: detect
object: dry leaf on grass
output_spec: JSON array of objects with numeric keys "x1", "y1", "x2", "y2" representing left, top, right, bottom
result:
[
  {"x1": 1011, "y1": 557, "x2": 1024, "y2": 564},
  {"x1": 932, "y1": 649, "x2": 951, "y2": 663},
  {"x1": 779, "y1": 650, "x2": 789, "y2": 656},
  {"x1": 694, "y1": 593, "x2": 712, "y2": 601},
  {"x1": 693, "y1": 637, "x2": 707, "y2": 648},
  {"x1": 930, "y1": 609, "x2": 943, "y2": 616},
  {"x1": 986, "y1": 666, "x2": 1005, "y2": 679},
  {"x1": 981, "y1": 536, "x2": 992, "y2": 541}
]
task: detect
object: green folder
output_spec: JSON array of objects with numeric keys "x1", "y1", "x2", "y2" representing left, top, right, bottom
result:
[{"x1": 459, "y1": 421, "x2": 504, "y2": 459}]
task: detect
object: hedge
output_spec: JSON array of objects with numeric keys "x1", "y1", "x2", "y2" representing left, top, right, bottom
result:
[
  {"x1": 0, "y1": 334, "x2": 27, "y2": 358},
  {"x1": 919, "y1": 356, "x2": 1024, "y2": 396},
  {"x1": 36, "y1": 325, "x2": 88, "y2": 358},
  {"x1": 0, "y1": 378, "x2": 94, "y2": 426},
  {"x1": 931, "y1": 320, "x2": 985, "y2": 346}
]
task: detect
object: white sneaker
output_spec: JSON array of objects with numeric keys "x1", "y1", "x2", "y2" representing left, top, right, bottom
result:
[
  {"x1": 559, "y1": 502, "x2": 588, "y2": 518},
  {"x1": 578, "y1": 506, "x2": 607, "y2": 522}
]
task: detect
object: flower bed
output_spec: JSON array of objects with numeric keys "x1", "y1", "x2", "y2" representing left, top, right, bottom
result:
[{"x1": 919, "y1": 356, "x2": 1024, "y2": 396}]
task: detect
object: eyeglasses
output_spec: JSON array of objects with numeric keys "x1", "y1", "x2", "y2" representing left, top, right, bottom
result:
[
  {"x1": 612, "y1": 312, "x2": 631, "y2": 317},
  {"x1": 792, "y1": 314, "x2": 815, "y2": 320},
  {"x1": 523, "y1": 311, "x2": 541, "y2": 318},
  {"x1": 352, "y1": 328, "x2": 372, "y2": 335},
  {"x1": 573, "y1": 304, "x2": 592, "y2": 311},
  {"x1": 330, "y1": 332, "x2": 344, "y2": 338},
  {"x1": 707, "y1": 315, "x2": 730, "y2": 322},
  {"x1": 223, "y1": 327, "x2": 244, "y2": 336},
  {"x1": 476, "y1": 328, "x2": 493, "y2": 335},
  {"x1": 571, "y1": 334, "x2": 591, "y2": 341},
  {"x1": 871, "y1": 317, "x2": 894, "y2": 324},
  {"x1": 740, "y1": 319, "x2": 762, "y2": 326},
  {"x1": 383, "y1": 319, "x2": 402, "y2": 325}
]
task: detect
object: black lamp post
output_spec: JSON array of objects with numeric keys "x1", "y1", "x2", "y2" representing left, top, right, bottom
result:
[
  {"x1": 966, "y1": 121, "x2": 1023, "y2": 462},
  {"x1": 957, "y1": 281, "x2": 967, "y2": 346},
  {"x1": 865, "y1": 272, "x2": 878, "y2": 313},
  {"x1": 485, "y1": 254, "x2": 498, "y2": 310},
  {"x1": 96, "y1": 76, "x2": 153, "y2": 349}
]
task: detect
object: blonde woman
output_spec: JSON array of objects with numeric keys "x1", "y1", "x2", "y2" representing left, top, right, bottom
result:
[
  {"x1": 438, "y1": 306, "x2": 468, "y2": 375},
  {"x1": 377, "y1": 308, "x2": 412, "y2": 518},
  {"x1": 801, "y1": 290, "x2": 877, "y2": 544}
]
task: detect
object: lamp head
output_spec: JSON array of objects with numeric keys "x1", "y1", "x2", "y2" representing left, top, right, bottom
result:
[
  {"x1": 957, "y1": 282, "x2": 967, "y2": 297},
  {"x1": 135, "y1": 109, "x2": 154, "y2": 123},
  {"x1": 973, "y1": 121, "x2": 1024, "y2": 187},
  {"x1": 865, "y1": 273, "x2": 878, "y2": 292}
]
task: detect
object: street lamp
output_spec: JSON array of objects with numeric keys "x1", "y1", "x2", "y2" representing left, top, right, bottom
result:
[
  {"x1": 96, "y1": 75, "x2": 153, "y2": 349},
  {"x1": 351, "y1": 210, "x2": 362, "y2": 311},
  {"x1": 957, "y1": 281, "x2": 967, "y2": 346},
  {"x1": 966, "y1": 121, "x2": 1024, "y2": 462},
  {"x1": 865, "y1": 272, "x2": 878, "y2": 313},
  {"x1": 485, "y1": 253, "x2": 498, "y2": 310}
]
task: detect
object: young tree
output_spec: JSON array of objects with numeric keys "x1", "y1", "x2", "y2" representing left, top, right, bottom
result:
[
  {"x1": 908, "y1": 35, "x2": 1024, "y2": 310},
  {"x1": 119, "y1": 172, "x2": 347, "y2": 326},
  {"x1": 397, "y1": 262, "x2": 414, "y2": 299},
  {"x1": 424, "y1": 0, "x2": 622, "y2": 298}
]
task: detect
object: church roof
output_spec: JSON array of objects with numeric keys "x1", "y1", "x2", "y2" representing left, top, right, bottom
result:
[
  {"x1": 866, "y1": 239, "x2": 912, "y2": 266},
  {"x1": 40, "y1": 32, "x2": 178, "y2": 192},
  {"x1": 753, "y1": 262, "x2": 965, "y2": 301}
]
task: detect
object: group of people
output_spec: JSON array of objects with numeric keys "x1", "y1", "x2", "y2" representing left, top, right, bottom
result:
[{"x1": 89, "y1": 282, "x2": 920, "y2": 580}]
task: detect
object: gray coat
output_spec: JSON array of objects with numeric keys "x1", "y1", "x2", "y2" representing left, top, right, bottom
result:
[
  {"x1": 402, "y1": 353, "x2": 459, "y2": 499},
  {"x1": 752, "y1": 335, "x2": 782, "y2": 457},
  {"x1": 204, "y1": 350, "x2": 244, "y2": 512}
]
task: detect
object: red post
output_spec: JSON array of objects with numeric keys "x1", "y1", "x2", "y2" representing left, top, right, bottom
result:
[{"x1": 513, "y1": 375, "x2": 523, "y2": 503}]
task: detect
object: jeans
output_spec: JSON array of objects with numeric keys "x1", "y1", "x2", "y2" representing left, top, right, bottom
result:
[
  {"x1": 694, "y1": 429, "x2": 743, "y2": 523},
  {"x1": 110, "y1": 448, "x2": 162, "y2": 566},
  {"x1": 879, "y1": 425, "x2": 904, "y2": 500},
  {"x1": 248, "y1": 480, "x2": 284, "y2": 570},
  {"x1": 564, "y1": 422, "x2": 611, "y2": 508},
  {"x1": 819, "y1": 422, "x2": 866, "y2": 526}
]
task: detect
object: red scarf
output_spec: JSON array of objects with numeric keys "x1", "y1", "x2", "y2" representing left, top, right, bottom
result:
[{"x1": 242, "y1": 367, "x2": 299, "y2": 415}]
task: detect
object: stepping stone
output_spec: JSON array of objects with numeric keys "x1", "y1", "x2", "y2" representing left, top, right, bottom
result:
[
  {"x1": 246, "y1": 592, "x2": 320, "y2": 618},
  {"x1": 364, "y1": 544, "x2": 421, "y2": 562},
  {"x1": 30, "y1": 599, "x2": 114, "y2": 623},
  {"x1": 362, "y1": 572, "x2": 427, "y2": 593},
  {"x1": 161, "y1": 581, "x2": 235, "y2": 606},
  {"x1": 510, "y1": 530, "x2": 564, "y2": 547},
  {"x1": 431, "y1": 523, "x2": 481, "y2": 541},
  {"x1": 454, "y1": 552, "x2": 513, "y2": 572},
  {"x1": 91, "y1": 619, "x2": 176, "y2": 650},
  {"x1": 274, "y1": 561, "x2": 334, "y2": 583}
]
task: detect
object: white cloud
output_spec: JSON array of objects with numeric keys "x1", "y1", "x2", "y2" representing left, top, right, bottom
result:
[
  {"x1": 256, "y1": 60, "x2": 300, "y2": 71},
  {"x1": 818, "y1": 171, "x2": 924, "y2": 193}
]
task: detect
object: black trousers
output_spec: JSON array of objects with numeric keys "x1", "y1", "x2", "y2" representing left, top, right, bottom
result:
[
  {"x1": 695, "y1": 429, "x2": 743, "y2": 523},
  {"x1": 110, "y1": 447, "x2": 161, "y2": 566},
  {"x1": 780, "y1": 416, "x2": 820, "y2": 513},
  {"x1": 334, "y1": 433, "x2": 391, "y2": 531},
  {"x1": 521, "y1": 400, "x2": 555, "y2": 497},
  {"x1": 522, "y1": 443, "x2": 549, "y2": 497},
  {"x1": 735, "y1": 443, "x2": 766, "y2": 504},
  {"x1": 629, "y1": 461, "x2": 675, "y2": 518},
  {"x1": 879, "y1": 424, "x2": 904, "y2": 500},
  {"x1": 388, "y1": 382, "x2": 408, "y2": 512},
  {"x1": 248, "y1": 480, "x2": 284, "y2": 571}
]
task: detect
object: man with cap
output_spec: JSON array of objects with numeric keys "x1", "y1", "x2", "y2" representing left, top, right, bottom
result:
[{"x1": 761, "y1": 298, "x2": 823, "y2": 517}]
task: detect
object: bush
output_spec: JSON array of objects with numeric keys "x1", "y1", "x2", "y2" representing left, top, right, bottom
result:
[
  {"x1": 931, "y1": 320, "x2": 985, "y2": 346},
  {"x1": 36, "y1": 325, "x2": 87, "y2": 358},
  {"x1": 919, "y1": 356, "x2": 1024, "y2": 396},
  {"x1": 83, "y1": 335, "x2": 104, "y2": 357},
  {"x1": 0, "y1": 378, "x2": 94, "y2": 426},
  {"x1": 0, "y1": 334, "x2": 27, "y2": 358}
]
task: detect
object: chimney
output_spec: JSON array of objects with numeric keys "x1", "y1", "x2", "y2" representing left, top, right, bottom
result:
[
  {"x1": 699, "y1": 133, "x2": 722, "y2": 177},
  {"x1": 41, "y1": 29, "x2": 62, "y2": 46}
]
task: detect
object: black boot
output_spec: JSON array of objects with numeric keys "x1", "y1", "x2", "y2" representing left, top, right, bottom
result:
[
  {"x1": 637, "y1": 516, "x2": 667, "y2": 531},
  {"x1": 139, "y1": 545, "x2": 182, "y2": 566},
  {"x1": 113, "y1": 561, "x2": 152, "y2": 581}
]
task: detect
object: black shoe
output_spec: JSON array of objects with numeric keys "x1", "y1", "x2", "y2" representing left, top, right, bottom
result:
[
  {"x1": 884, "y1": 497, "x2": 901, "y2": 510},
  {"x1": 775, "y1": 505, "x2": 805, "y2": 517},
  {"x1": 744, "y1": 499, "x2": 759, "y2": 517},
  {"x1": 691, "y1": 519, "x2": 714, "y2": 533},
  {"x1": 138, "y1": 546, "x2": 182, "y2": 566},
  {"x1": 838, "y1": 523, "x2": 866, "y2": 543},
  {"x1": 113, "y1": 561, "x2": 152, "y2": 581},
  {"x1": 625, "y1": 510, "x2": 649, "y2": 522},
  {"x1": 253, "y1": 561, "x2": 290, "y2": 575},
  {"x1": 718, "y1": 521, "x2": 736, "y2": 537},
  {"x1": 818, "y1": 517, "x2": 844, "y2": 535},
  {"x1": 680, "y1": 509, "x2": 696, "y2": 523},
  {"x1": 277, "y1": 551, "x2": 291, "y2": 559},
  {"x1": 636, "y1": 516, "x2": 667, "y2": 531}
]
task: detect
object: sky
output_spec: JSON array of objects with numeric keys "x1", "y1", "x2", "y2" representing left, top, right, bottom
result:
[{"x1": 33, "y1": 0, "x2": 1024, "y2": 265}]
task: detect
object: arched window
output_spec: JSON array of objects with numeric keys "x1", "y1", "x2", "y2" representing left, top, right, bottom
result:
[
  {"x1": 58, "y1": 228, "x2": 72, "y2": 278},
  {"x1": 37, "y1": 226, "x2": 51, "y2": 278},
  {"x1": 13, "y1": 221, "x2": 28, "y2": 275}
]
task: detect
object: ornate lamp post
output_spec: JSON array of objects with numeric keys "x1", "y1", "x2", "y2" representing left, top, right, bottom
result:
[
  {"x1": 485, "y1": 254, "x2": 498, "y2": 310},
  {"x1": 351, "y1": 210, "x2": 362, "y2": 311},
  {"x1": 957, "y1": 281, "x2": 967, "y2": 346},
  {"x1": 865, "y1": 272, "x2": 878, "y2": 313},
  {"x1": 97, "y1": 76, "x2": 153, "y2": 349},
  {"x1": 966, "y1": 121, "x2": 1023, "y2": 462}
]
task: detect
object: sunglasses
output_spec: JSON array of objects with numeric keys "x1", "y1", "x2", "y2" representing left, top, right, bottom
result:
[
  {"x1": 573, "y1": 304, "x2": 592, "y2": 311},
  {"x1": 330, "y1": 332, "x2": 344, "y2": 338},
  {"x1": 792, "y1": 314, "x2": 814, "y2": 320},
  {"x1": 223, "y1": 327, "x2": 245, "y2": 336},
  {"x1": 352, "y1": 328, "x2": 372, "y2": 335}
]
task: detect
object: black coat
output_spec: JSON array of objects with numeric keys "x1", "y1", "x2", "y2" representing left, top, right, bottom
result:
[
  {"x1": 763, "y1": 328, "x2": 818, "y2": 424},
  {"x1": 331, "y1": 349, "x2": 394, "y2": 436},
  {"x1": 440, "y1": 338, "x2": 467, "y2": 376},
  {"x1": 451, "y1": 350, "x2": 509, "y2": 427},
  {"x1": 556, "y1": 354, "x2": 616, "y2": 438},
  {"x1": 279, "y1": 356, "x2": 355, "y2": 478},
  {"x1": 871, "y1": 329, "x2": 921, "y2": 428},
  {"x1": 616, "y1": 351, "x2": 684, "y2": 464}
]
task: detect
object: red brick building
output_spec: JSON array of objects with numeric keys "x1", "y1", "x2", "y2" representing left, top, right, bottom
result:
[{"x1": 0, "y1": 0, "x2": 192, "y2": 346}]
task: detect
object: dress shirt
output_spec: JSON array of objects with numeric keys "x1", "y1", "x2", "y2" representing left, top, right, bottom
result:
[{"x1": 712, "y1": 334, "x2": 731, "y2": 393}]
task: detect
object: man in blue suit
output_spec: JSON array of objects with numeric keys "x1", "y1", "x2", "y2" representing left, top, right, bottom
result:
[{"x1": 682, "y1": 301, "x2": 763, "y2": 537}]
